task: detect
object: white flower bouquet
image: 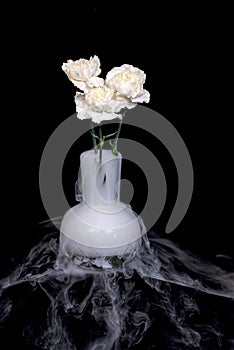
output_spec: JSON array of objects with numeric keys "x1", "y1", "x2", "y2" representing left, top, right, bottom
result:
[{"x1": 62, "y1": 55, "x2": 150, "y2": 160}]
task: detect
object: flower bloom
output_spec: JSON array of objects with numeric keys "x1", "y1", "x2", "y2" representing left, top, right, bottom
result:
[
  {"x1": 62, "y1": 55, "x2": 104, "y2": 92},
  {"x1": 106, "y1": 64, "x2": 150, "y2": 103},
  {"x1": 62, "y1": 57, "x2": 150, "y2": 123},
  {"x1": 75, "y1": 86, "x2": 136, "y2": 124}
]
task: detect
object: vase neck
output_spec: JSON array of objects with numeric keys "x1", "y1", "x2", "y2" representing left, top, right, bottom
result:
[{"x1": 79, "y1": 149, "x2": 122, "y2": 209}]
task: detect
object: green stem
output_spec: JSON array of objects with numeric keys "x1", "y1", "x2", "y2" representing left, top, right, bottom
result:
[
  {"x1": 112, "y1": 118, "x2": 123, "y2": 155},
  {"x1": 91, "y1": 122, "x2": 98, "y2": 153},
  {"x1": 99, "y1": 125, "x2": 103, "y2": 162},
  {"x1": 104, "y1": 131, "x2": 118, "y2": 140},
  {"x1": 91, "y1": 118, "x2": 124, "y2": 161}
]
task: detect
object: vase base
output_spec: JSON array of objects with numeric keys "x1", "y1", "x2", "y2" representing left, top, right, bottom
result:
[
  {"x1": 60, "y1": 202, "x2": 146, "y2": 260},
  {"x1": 59, "y1": 231, "x2": 143, "y2": 262},
  {"x1": 57, "y1": 246, "x2": 138, "y2": 270}
]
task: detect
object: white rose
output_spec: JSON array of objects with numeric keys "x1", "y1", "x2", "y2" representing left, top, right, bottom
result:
[
  {"x1": 62, "y1": 55, "x2": 104, "y2": 92},
  {"x1": 106, "y1": 64, "x2": 150, "y2": 103},
  {"x1": 75, "y1": 86, "x2": 136, "y2": 124}
]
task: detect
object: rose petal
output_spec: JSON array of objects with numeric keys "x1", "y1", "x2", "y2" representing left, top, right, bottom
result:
[
  {"x1": 125, "y1": 102, "x2": 137, "y2": 110},
  {"x1": 106, "y1": 67, "x2": 125, "y2": 82},
  {"x1": 87, "y1": 77, "x2": 104, "y2": 88},
  {"x1": 112, "y1": 97, "x2": 136, "y2": 112},
  {"x1": 106, "y1": 65, "x2": 146, "y2": 99},
  {"x1": 62, "y1": 56, "x2": 101, "y2": 85},
  {"x1": 74, "y1": 92, "x2": 88, "y2": 112},
  {"x1": 91, "y1": 55, "x2": 101, "y2": 77},
  {"x1": 71, "y1": 80, "x2": 88, "y2": 92},
  {"x1": 90, "y1": 111, "x2": 119, "y2": 124},
  {"x1": 77, "y1": 110, "x2": 90, "y2": 120},
  {"x1": 131, "y1": 89, "x2": 150, "y2": 103},
  {"x1": 121, "y1": 64, "x2": 146, "y2": 83}
]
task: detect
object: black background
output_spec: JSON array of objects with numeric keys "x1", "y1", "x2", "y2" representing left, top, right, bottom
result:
[{"x1": 1, "y1": 3, "x2": 233, "y2": 274}]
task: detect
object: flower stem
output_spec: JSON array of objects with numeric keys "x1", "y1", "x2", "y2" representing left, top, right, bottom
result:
[
  {"x1": 91, "y1": 118, "x2": 124, "y2": 161},
  {"x1": 112, "y1": 118, "x2": 123, "y2": 155},
  {"x1": 104, "y1": 131, "x2": 118, "y2": 139},
  {"x1": 91, "y1": 122, "x2": 98, "y2": 153},
  {"x1": 99, "y1": 125, "x2": 104, "y2": 162}
]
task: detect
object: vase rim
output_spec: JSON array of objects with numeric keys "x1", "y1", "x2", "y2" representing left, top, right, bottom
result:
[{"x1": 81, "y1": 149, "x2": 122, "y2": 160}]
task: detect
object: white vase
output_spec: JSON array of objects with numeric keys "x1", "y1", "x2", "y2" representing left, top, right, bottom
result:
[{"x1": 59, "y1": 150, "x2": 146, "y2": 264}]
